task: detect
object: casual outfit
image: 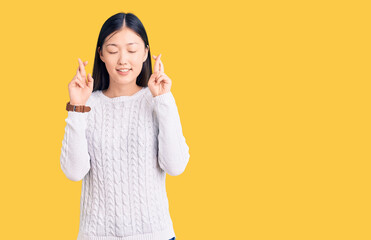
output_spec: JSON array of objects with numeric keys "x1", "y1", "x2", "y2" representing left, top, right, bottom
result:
[{"x1": 60, "y1": 87, "x2": 189, "y2": 240}]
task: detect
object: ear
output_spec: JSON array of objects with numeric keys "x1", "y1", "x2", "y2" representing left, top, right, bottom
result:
[
  {"x1": 98, "y1": 46, "x2": 105, "y2": 63},
  {"x1": 142, "y1": 45, "x2": 149, "y2": 63}
]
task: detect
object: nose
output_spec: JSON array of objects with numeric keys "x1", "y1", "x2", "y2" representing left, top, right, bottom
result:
[{"x1": 118, "y1": 51, "x2": 130, "y2": 65}]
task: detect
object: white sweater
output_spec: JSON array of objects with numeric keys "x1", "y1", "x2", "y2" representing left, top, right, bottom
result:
[{"x1": 60, "y1": 86, "x2": 190, "y2": 240}]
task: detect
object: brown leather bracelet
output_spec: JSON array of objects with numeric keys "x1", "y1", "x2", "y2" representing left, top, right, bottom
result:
[{"x1": 66, "y1": 101, "x2": 91, "y2": 112}]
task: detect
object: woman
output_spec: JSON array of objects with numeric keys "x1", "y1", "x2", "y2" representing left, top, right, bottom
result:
[{"x1": 60, "y1": 12, "x2": 189, "y2": 240}]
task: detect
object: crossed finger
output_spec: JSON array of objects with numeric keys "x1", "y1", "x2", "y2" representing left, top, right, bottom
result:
[
  {"x1": 76, "y1": 66, "x2": 86, "y2": 88},
  {"x1": 78, "y1": 58, "x2": 87, "y2": 79},
  {"x1": 155, "y1": 72, "x2": 169, "y2": 84},
  {"x1": 159, "y1": 58, "x2": 164, "y2": 73},
  {"x1": 153, "y1": 54, "x2": 164, "y2": 73}
]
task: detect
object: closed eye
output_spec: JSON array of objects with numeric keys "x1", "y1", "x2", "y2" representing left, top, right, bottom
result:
[{"x1": 109, "y1": 51, "x2": 136, "y2": 54}]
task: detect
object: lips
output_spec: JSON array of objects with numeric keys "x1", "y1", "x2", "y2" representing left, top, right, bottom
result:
[
  {"x1": 117, "y1": 69, "x2": 131, "y2": 75},
  {"x1": 116, "y1": 68, "x2": 132, "y2": 71}
]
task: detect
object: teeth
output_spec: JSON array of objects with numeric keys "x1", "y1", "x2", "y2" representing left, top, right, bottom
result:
[{"x1": 118, "y1": 69, "x2": 130, "y2": 72}]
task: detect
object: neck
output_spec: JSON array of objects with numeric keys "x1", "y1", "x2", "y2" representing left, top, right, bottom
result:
[{"x1": 103, "y1": 83, "x2": 143, "y2": 97}]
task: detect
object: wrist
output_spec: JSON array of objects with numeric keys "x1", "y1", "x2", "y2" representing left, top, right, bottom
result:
[
  {"x1": 66, "y1": 101, "x2": 91, "y2": 112},
  {"x1": 70, "y1": 102, "x2": 85, "y2": 106}
]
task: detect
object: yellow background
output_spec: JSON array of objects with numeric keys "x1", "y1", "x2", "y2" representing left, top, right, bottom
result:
[{"x1": 0, "y1": 0, "x2": 370, "y2": 239}]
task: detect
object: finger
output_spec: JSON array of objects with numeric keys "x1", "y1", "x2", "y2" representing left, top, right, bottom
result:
[
  {"x1": 157, "y1": 73, "x2": 169, "y2": 82},
  {"x1": 76, "y1": 70, "x2": 82, "y2": 82},
  {"x1": 154, "y1": 71, "x2": 162, "y2": 83},
  {"x1": 74, "y1": 79, "x2": 84, "y2": 88},
  {"x1": 155, "y1": 75, "x2": 168, "y2": 84},
  {"x1": 149, "y1": 71, "x2": 160, "y2": 84},
  {"x1": 152, "y1": 54, "x2": 158, "y2": 73},
  {"x1": 155, "y1": 72, "x2": 163, "y2": 80},
  {"x1": 159, "y1": 58, "x2": 164, "y2": 73},
  {"x1": 158, "y1": 73, "x2": 170, "y2": 83},
  {"x1": 78, "y1": 58, "x2": 87, "y2": 80},
  {"x1": 75, "y1": 74, "x2": 85, "y2": 88},
  {"x1": 152, "y1": 53, "x2": 161, "y2": 73},
  {"x1": 76, "y1": 64, "x2": 82, "y2": 80},
  {"x1": 77, "y1": 78, "x2": 85, "y2": 88},
  {"x1": 87, "y1": 73, "x2": 94, "y2": 88},
  {"x1": 78, "y1": 58, "x2": 87, "y2": 79},
  {"x1": 76, "y1": 70, "x2": 87, "y2": 87},
  {"x1": 156, "y1": 72, "x2": 167, "y2": 83}
]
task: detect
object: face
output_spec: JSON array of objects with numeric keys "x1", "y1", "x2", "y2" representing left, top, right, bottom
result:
[{"x1": 98, "y1": 27, "x2": 148, "y2": 86}]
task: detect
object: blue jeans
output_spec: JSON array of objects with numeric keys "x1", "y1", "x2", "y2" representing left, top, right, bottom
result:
[{"x1": 169, "y1": 238, "x2": 175, "y2": 240}]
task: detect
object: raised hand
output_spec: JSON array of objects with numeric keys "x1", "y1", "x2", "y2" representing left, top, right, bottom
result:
[
  {"x1": 68, "y1": 58, "x2": 94, "y2": 105},
  {"x1": 148, "y1": 53, "x2": 172, "y2": 97}
]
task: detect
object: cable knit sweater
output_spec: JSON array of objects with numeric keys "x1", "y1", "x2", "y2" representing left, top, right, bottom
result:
[{"x1": 60, "y1": 86, "x2": 190, "y2": 240}]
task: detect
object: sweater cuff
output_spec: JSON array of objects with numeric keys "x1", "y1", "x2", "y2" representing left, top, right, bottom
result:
[
  {"x1": 67, "y1": 111, "x2": 88, "y2": 123},
  {"x1": 153, "y1": 91, "x2": 176, "y2": 106}
]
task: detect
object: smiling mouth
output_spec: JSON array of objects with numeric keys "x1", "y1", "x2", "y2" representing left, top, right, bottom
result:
[
  {"x1": 116, "y1": 69, "x2": 132, "y2": 76},
  {"x1": 117, "y1": 69, "x2": 131, "y2": 72}
]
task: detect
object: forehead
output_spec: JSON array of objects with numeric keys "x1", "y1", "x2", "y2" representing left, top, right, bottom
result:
[{"x1": 104, "y1": 28, "x2": 142, "y2": 47}]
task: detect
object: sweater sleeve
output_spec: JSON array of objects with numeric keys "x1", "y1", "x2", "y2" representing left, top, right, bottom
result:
[
  {"x1": 153, "y1": 91, "x2": 190, "y2": 176},
  {"x1": 60, "y1": 110, "x2": 91, "y2": 181}
]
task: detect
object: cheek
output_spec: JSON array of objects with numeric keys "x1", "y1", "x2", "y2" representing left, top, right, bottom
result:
[
  {"x1": 105, "y1": 59, "x2": 117, "y2": 72},
  {"x1": 134, "y1": 56, "x2": 145, "y2": 68},
  {"x1": 133, "y1": 62, "x2": 144, "y2": 73}
]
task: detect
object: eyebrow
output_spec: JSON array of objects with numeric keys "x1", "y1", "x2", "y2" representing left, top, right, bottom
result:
[{"x1": 106, "y1": 43, "x2": 138, "y2": 47}]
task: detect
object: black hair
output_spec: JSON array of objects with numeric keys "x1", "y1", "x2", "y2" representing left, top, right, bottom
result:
[{"x1": 92, "y1": 12, "x2": 152, "y2": 92}]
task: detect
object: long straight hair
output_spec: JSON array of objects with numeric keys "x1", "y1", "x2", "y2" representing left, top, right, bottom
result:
[{"x1": 92, "y1": 12, "x2": 152, "y2": 92}]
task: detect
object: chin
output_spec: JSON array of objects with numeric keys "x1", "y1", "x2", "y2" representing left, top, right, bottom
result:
[{"x1": 112, "y1": 77, "x2": 137, "y2": 84}]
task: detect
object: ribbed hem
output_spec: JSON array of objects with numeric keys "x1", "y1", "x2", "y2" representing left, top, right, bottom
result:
[
  {"x1": 77, "y1": 226, "x2": 175, "y2": 240},
  {"x1": 67, "y1": 110, "x2": 89, "y2": 120},
  {"x1": 152, "y1": 91, "x2": 175, "y2": 106},
  {"x1": 67, "y1": 111, "x2": 88, "y2": 130}
]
